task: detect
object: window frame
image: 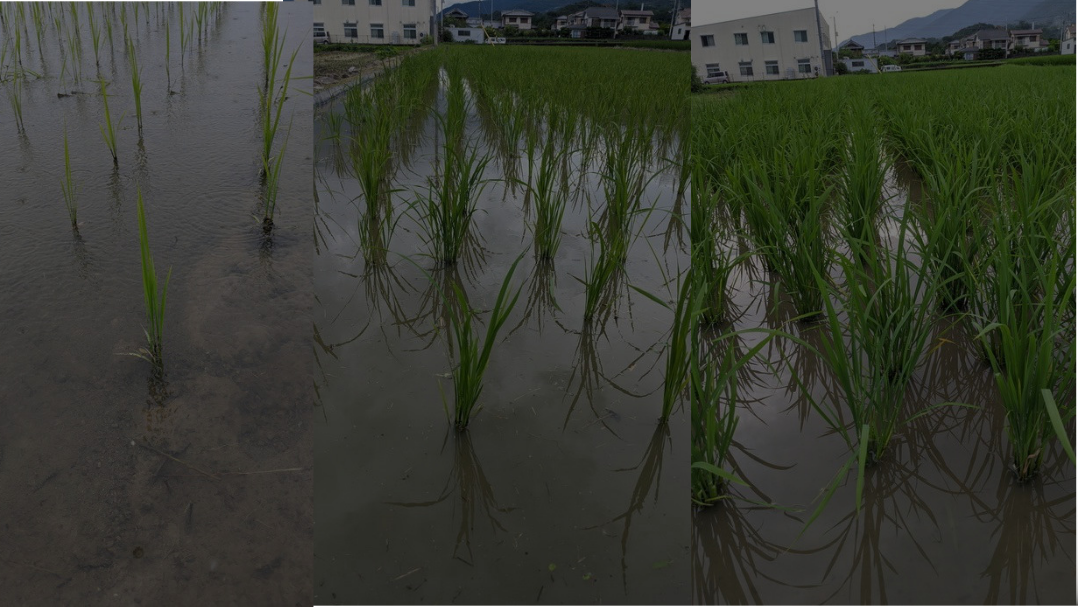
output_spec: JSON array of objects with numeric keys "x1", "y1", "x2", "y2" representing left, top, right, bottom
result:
[
  {"x1": 760, "y1": 31, "x2": 775, "y2": 44},
  {"x1": 700, "y1": 34, "x2": 715, "y2": 47},
  {"x1": 794, "y1": 29, "x2": 808, "y2": 42},
  {"x1": 733, "y1": 32, "x2": 748, "y2": 46}
]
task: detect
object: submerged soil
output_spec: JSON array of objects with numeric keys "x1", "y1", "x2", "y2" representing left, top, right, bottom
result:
[
  {"x1": 0, "y1": 4, "x2": 313, "y2": 604},
  {"x1": 313, "y1": 75, "x2": 689, "y2": 603},
  {"x1": 691, "y1": 163, "x2": 1075, "y2": 604}
]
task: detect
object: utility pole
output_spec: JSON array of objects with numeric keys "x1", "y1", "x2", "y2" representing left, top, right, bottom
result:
[
  {"x1": 872, "y1": 23, "x2": 876, "y2": 51},
  {"x1": 833, "y1": 15, "x2": 837, "y2": 53},
  {"x1": 432, "y1": 0, "x2": 439, "y2": 46}
]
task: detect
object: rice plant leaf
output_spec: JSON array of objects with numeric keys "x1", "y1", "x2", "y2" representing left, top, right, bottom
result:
[
  {"x1": 1042, "y1": 389, "x2": 1076, "y2": 464},
  {"x1": 690, "y1": 461, "x2": 747, "y2": 487}
]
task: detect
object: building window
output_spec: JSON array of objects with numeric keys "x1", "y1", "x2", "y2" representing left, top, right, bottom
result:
[
  {"x1": 313, "y1": 22, "x2": 326, "y2": 36},
  {"x1": 369, "y1": 0, "x2": 381, "y2": 5},
  {"x1": 404, "y1": 24, "x2": 417, "y2": 39},
  {"x1": 794, "y1": 29, "x2": 808, "y2": 42},
  {"x1": 705, "y1": 63, "x2": 723, "y2": 77},
  {"x1": 760, "y1": 31, "x2": 775, "y2": 44},
  {"x1": 765, "y1": 60, "x2": 779, "y2": 74},
  {"x1": 700, "y1": 34, "x2": 715, "y2": 47},
  {"x1": 343, "y1": 22, "x2": 358, "y2": 38},
  {"x1": 458, "y1": 30, "x2": 469, "y2": 37},
  {"x1": 739, "y1": 61, "x2": 753, "y2": 76},
  {"x1": 798, "y1": 58, "x2": 811, "y2": 73},
  {"x1": 342, "y1": 0, "x2": 354, "y2": 5},
  {"x1": 313, "y1": 0, "x2": 321, "y2": 4},
  {"x1": 403, "y1": 0, "x2": 415, "y2": 5},
  {"x1": 852, "y1": 60, "x2": 864, "y2": 67},
  {"x1": 734, "y1": 32, "x2": 748, "y2": 45},
  {"x1": 371, "y1": 23, "x2": 384, "y2": 38},
  {"x1": 914, "y1": 44, "x2": 923, "y2": 50}
]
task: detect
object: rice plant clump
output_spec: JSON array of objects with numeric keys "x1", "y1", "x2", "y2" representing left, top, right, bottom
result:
[{"x1": 135, "y1": 188, "x2": 172, "y2": 370}]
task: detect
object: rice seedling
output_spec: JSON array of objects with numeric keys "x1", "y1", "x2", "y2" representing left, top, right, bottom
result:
[
  {"x1": 126, "y1": 36, "x2": 143, "y2": 134},
  {"x1": 528, "y1": 140, "x2": 569, "y2": 261},
  {"x1": 61, "y1": 126, "x2": 77, "y2": 230},
  {"x1": 443, "y1": 255, "x2": 524, "y2": 430},
  {"x1": 134, "y1": 188, "x2": 171, "y2": 370},
  {"x1": 414, "y1": 111, "x2": 491, "y2": 265},
  {"x1": 580, "y1": 221, "x2": 626, "y2": 324},
  {"x1": 7, "y1": 75, "x2": 25, "y2": 134},
  {"x1": 840, "y1": 99, "x2": 888, "y2": 258},
  {"x1": 86, "y1": 3, "x2": 101, "y2": 70},
  {"x1": 97, "y1": 77, "x2": 120, "y2": 166},
  {"x1": 260, "y1": 3, "x2": 280, "y2": 94},
  {"x1": 261, "y1": 133, "x2": 288, "y2": 232}
]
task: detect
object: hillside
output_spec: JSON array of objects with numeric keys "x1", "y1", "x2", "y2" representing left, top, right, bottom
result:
[{"x1": 843, "y1": 0, "x2": 1075, "y2": 48}]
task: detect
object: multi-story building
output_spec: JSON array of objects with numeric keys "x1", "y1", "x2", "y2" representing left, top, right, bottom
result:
[
  {"x1": 312, "y1": 0, "x2": 434, "y2": 45},
  {"x1": 501, "y1": 9, "x2": 534, "y2": 30},
  {"x1": 1063, "y1": 24, "x2": 1076, "y2": 55},
  {"x1": 691, "y1": 7, "x2": 832, "y2": 83},
  {"x1": 619, "y1": 9, "x2": 656, "y2": 34},
  {"x1": 896, "y1": 38, "x2": 927, "y2": 55}
]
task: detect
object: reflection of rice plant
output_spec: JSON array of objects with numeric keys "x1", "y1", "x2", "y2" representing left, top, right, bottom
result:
[
  {"x1": 86, "y1": 4, "x2": 101, "y2": 69},
  {"x1": 61, "y1": 127, "x2": 78, "y2": 230},
  {"x1": 135, "y1": 188, "x2": 171, "y2": 370},
  {"x1": 7, "y1": 76, "x2": 25, "y2": 134},
  {"x1": 659, "y1": 275, "x2": 693, "y2": 422},
  {"x1": 165, "y1": 20, "x2": 171, "y2": 90},
  {"x1": 97, "y1": 78, "x2": 121, "y2": 166},
  {"x1": 444, "y1": 255, "x2": 523, "y2": 430}
]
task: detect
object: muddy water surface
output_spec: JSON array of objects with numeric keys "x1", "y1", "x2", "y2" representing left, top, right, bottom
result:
[{"x1": 0, "y1": 4, "x2": 313, "y2": 604}]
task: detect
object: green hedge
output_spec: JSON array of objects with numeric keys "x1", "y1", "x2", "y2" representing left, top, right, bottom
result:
[{"x1": 1008, "y1": 54, "x2": 1076, "y2": 66}]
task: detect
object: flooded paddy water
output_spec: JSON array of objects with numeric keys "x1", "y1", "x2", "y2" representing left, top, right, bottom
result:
[
  {"x1": 0, "y1": 3, "x2": 313, "y2": 603},
  {"x1": 314, "y1": 47, "x2": 690, "y2": 603}
]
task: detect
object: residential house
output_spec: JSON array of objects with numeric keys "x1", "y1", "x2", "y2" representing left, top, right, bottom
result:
[
  {"x1": 896, "y1": 38, "x2": 927, "y2": 55},
  {"x1": 671, "y1": 8, "x2": 690, "y2": 41},
  {"x1": 971, "y1": 28, "x2": 1010, "y2": 51},
  {"x1": 1064, "y1": 24, "x2": 1076, "y2": 55},
  {"x1": 841, "y1": 56, "x2": 878, "y2": 73},
  {"x1": 620, "y1": 9, "x2": 656, "y2": 35},
  {"x1": 501, "y1": 9, "x2": 534, "y2": 30},
  {"x1": 839, "y1": 39, "x2": 864, "y2": 57},
  {"x1": 692, "y1": 7, "x2": 833, "y2": 84},
  {"x1": 555, "y1": 7, "x2": 620, "y2": 31},
  {"x1": 449, "y1": 26, "x2": 486, "y2": 43},
  {"x1": 313, "y1": 0, "x2": 431, "y2": 45},
  {"x1": 1010, "y1": 28, "x2": 1050, "y2": 52},
  {"x1": 443, "y1": 7, "x2": 468, "y2": 21}
]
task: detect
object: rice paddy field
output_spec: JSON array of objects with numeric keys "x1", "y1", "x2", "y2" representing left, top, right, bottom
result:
[
  {"x1": 314, "y1": 46, "x2": 689, "y2": 603},
  {"x1": 0, "y1": 3, "x2": 313, "y2": 603},
  {"x1": 691, "y1": 65, "x2": 1075, "y2": 603}
]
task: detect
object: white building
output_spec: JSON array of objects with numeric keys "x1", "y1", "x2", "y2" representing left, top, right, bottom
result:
[
  {"x1": 896, "y1": 38, "x2": 927, "y2": 56},
  {"x1": 312, "y1": 0, "x2": 433, "y2": 45},
  {"x1": 671, "y1": 8, "x2": 689, "y2": 41},
  {"x1": 841, "y1": 56, "x2": 878, "y2": 73},
  {"x1": 691, "y1": 7, "x2": 832, "y2": 83},
  {"x1": 619, "y1": 9, "x2": 656, "y2": 34},
  {"x1": 449, "y1": 26, "x2": 485, "y2": 43},
  {"x1": 1063, "y1": 24, "x2": 1076, "y2": 55}
]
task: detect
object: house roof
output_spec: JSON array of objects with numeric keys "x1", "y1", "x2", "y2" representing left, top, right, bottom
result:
[
  {"x1": 1010, "y1": 29, "x2": 1042, "y2": 35},
  {"x1": 974, "y1": 29, "x2": 1009, "y2": 40},
  {"x1": 621, "y1": 10, "x2": 653, "y2": 17},
  {"x1": 444, "y1": 8, "x2": 468, "y2": 16},
  {"x1": 501, "y1": 9, "x2": 534, "y2": 16},
  {"x1": 898, "y1": 38, "x2": 926, "y2": 44},
  {"x1": 841, "y1": 40, "x2": 864, "y2": 49},
  {"x1": 583, "y1": 7, "x2": 619, "y2": 20},
  {"x1": 957, "y1": 46, "x2": 979, "y2": 53}
]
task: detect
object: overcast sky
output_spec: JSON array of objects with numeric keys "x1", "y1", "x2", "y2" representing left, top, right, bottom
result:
[{"x1": 693, "y1": 0, "x2": 969, "y2": 41}]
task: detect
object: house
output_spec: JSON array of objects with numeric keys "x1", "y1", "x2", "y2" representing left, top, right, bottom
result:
[
  {"x1": 1010, "y1": 28, "x2": 1043, "y2": 50},
  {"x1": 443, "y1": 7, "x2": 469, "y2": 21},
  {"x1": 313, "y1": 0, "x2": 430, "y2": 45},
  {"x1": 619, "y1": 9, "x2": 655, "y2": 34},
  {"x1": 839, "y1": 39, "x2": 864, "y2": 57},
  {"x1": 841, "y1": 56, "x2": 878, "y2": 73},
  {"x1": 896, "y1": 38, "x2": 927, "y2": 56},
  {"x1": 501, "y1": 9, "x2": 534, "y2": 30},
  {"x1": 945, "y1": 39, "x2": 962, "y2": 55},
  {"x1": 692, "y1": 7, "x2": 833, "y2": 84},
  {"x1": 450, "y1": 26, "x2": 486, "y2": 44},
  {"x1": 970, "y1": 29, "x2": 1010, "y2": 51},
  {"x1": 555, "y1": 7, "x2": 620, "y2": 31},
  {"x1": 1064, "y1": 25, "x2": 1076, "y2": 55},
  {"x1": 671, "y1": 8, "x2": 690, "y2": 41}
]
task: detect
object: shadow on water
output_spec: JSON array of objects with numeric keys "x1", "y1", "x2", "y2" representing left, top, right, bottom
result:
[{"x1": 386, "y1": 430, "x2": 514, "y2": 566}]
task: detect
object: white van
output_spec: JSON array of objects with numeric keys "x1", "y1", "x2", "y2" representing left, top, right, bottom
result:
[{"x1": 881, "y1": 65, "x2": 902, "y2": 72}]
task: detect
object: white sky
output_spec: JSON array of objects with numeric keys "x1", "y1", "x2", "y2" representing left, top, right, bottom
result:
[{"x1": 693, "y1": 0, "x2": 969, "y2": 41}]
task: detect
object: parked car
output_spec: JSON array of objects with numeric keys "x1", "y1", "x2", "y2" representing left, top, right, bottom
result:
[
  {"x1": 881, "y1": 64, "x2": 901, "y2": 72},
  {"x1": 314, "y1": 32, "x2": 330, "y2": 45},
  {"x1": 703, "y1": 71, "x2": 730, "y2": 84}
]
